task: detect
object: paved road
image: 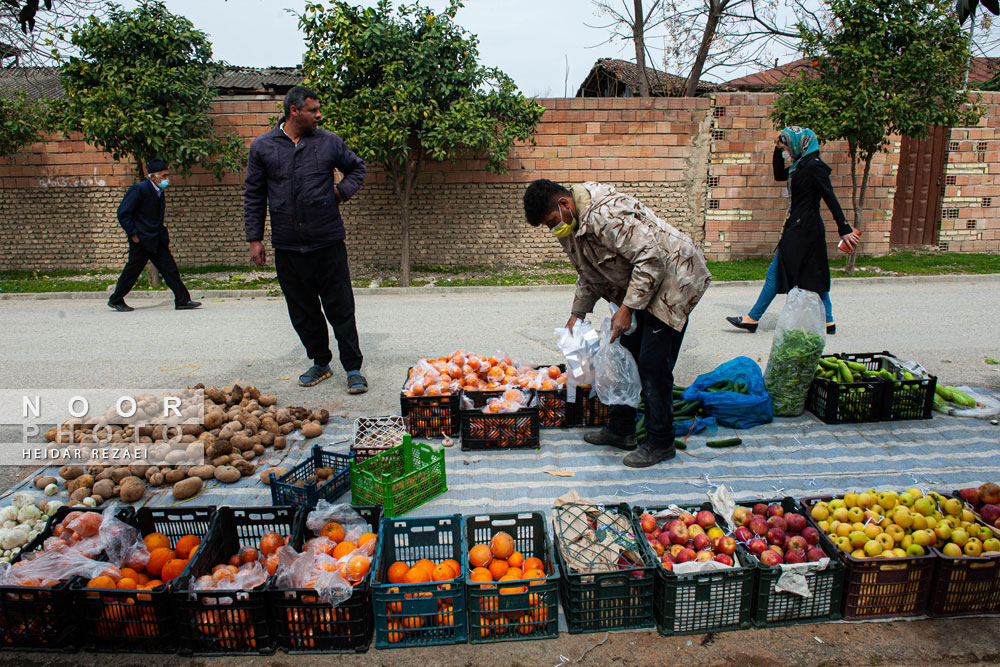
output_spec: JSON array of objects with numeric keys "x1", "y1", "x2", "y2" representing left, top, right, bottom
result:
[{"x1": 1, "y1": 276, "x2": 997, "y2": 418}]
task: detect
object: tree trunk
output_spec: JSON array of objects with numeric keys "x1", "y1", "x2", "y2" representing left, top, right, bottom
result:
[
  {"x1": 845, "y1": 156, "x2": 874, "y2": 274},
  {"x1": 633, "y1": 0, "x2": 650, "y2": 97},
  {"x1": 400, "y1": 200, "x2": 411, "y2": 288},
  {"x1": 684, "y1": 0, "x2": 723, "y2": 97}
]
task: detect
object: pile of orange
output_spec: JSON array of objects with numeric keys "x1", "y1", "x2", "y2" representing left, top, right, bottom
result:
[
  {"x1": 382, "y1": 556, "x2": 461, "y2": 642},
  {"x1": 189, "y1": 530, "x2": 289, "y2": 592},
  {"x1": 295, "y1": 520, "x2": 378, "y2": 587},
  {"x1": 402, "y1": 350, "x2": 568, "y2": 398},
  {"x1": 467, "y1": 532, "x2": 550, "y2": 638}
]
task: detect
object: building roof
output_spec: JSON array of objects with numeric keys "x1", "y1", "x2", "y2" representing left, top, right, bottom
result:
[
  {"x1": 724, "y1": 56, "x2": 1000, "y2": 91},
  {"x1": 0, "y1": 66, "x2": 305, "y2": 101},
  {"x1": 576, "y1": 57, "x2": 718, "y2": 97}
]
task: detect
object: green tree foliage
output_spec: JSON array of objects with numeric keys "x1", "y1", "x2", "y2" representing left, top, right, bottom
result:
[
  {"x1": 773, "y1": 0, "x2": 979, "y2": 272},
  {"x1": 0, "y1": 91, "x2": 43, "y2": 157},
  {"x1": 54, "y1": 0, "x2": 244, "y2": 180},
  {"x1": 299, "y1": 0, "x2": 545, "y2": 286}
]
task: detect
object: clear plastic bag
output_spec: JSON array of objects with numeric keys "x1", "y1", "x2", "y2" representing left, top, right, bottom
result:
[
  {"x1": 192, "y1": 560, "x2": 266, "y2": 591},
  {"x1": 554, "y1": 319, "x2": 600, "y2": 402},
  {"x1": 0, "y1": 541, "x2": 107, "y2": 585},
  {"x1": 593, "y1": 317, "x2": 641, "y2": 408},
  {"x1": 305, "y1": 501, "x2": 369, "y2": 543},
  {"x1": 764, "y1": 288, "x2": 827, "y2": 416},
  {"x1": 99, "y1": 502, "x2": 149, "y2": 570}
]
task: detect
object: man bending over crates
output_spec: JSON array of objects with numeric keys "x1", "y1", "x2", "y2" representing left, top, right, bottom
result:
[{"x1": 523, "y1": 179, "x2": 711, "y2": 468}]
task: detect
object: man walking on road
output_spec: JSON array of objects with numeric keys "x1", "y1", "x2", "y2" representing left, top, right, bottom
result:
[
  {"x1": 243, "y1": 85, "x2": 369, "y2": 392},
  {"x1": 524, "y1": 179, "x2": 711, "y2": 467},
  {"x1": 108, "y1": 158, "x2": 201, "y2": 312}
]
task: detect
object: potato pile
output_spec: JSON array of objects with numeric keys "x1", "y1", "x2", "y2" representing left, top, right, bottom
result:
[{"x1": 39, "y1": 383, "x2": 330, "y2": 506}]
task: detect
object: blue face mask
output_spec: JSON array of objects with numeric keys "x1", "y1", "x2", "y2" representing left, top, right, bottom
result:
[{"x1": 157, "y1": 178, "x2": 170, "y2": 190}]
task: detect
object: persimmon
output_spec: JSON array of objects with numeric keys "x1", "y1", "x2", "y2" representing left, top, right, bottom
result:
[
  {"x1": 174, "y1": 535, "x2": 201, "y2": 559},
  {"x1": 320, "y1": 522, "x2": 345, "y2": 543}
]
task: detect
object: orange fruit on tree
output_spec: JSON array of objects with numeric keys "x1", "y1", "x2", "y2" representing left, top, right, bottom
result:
[
  {"x1": 174, "y1": 535, "x2": 201, "y2": 559},
  {"x1": 143, "y1": 532, "x2": 170, "y2": 551},
  {"x1": 320, "y1": 522, "x2": 345, "y2": 543},
  {"x1": 161, "y1": 558, "x2": 188, "y2": 583},
  {"x1": 387, "y1": 561, "x2": 410, "y2": 584},
  {"x1": 332, "y1": 541, "x2": 357, "y2": 559},
  {"x1": 523, "y1": 557, "x2": 544, "y2": 573},
  {"x1": 490, "y1": 532, "x2": 515, "y2": 560},
  {"x1": 507, "y1": 551, "x2": 524, "y2": 569},
  {"x1": 259, "y1": 532, "x2": 284, "y2": 557},
  {"x1": 488, "y1": 559, "x2": 509, "y2": 580},
  {"x1": 469, "y1": 544, "x2": 493, "y2": 568},
  {"x1": 146, "y1": 548, "x2": 175, "y2": 577}
]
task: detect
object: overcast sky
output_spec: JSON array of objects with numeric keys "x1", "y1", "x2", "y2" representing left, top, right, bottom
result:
[{"x1": 118, "y1": 0, "x2": 778, "y2": 97}]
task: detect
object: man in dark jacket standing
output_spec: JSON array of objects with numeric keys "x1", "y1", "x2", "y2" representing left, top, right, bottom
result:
[
  {"x1": 108, "y1": 158, "x2": 201, "y2": 312},
  {"x1": 244, "y1": 86, "x2": 369, "y2": 392}
]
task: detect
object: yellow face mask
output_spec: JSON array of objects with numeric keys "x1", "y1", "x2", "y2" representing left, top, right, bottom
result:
[{"x1": 551, "y1": 206, "x2": 577, "y2": 238}]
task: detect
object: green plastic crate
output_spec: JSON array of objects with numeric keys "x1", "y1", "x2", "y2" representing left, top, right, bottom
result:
[
  {"x1": 632, "y1": 503, "x2": 754, "y2": 636},
  {"x1": 350, "y1": 434, "x2": 447, "y2": 516}
]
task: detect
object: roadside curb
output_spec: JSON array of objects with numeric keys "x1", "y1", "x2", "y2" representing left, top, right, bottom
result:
[{"x1": 2, "y1": 272, "x2": 999, "y2": 300}]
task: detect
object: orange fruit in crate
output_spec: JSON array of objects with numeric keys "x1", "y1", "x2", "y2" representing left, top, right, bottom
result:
[
  {"x1": 174, "y1": 535, "x2": 201, "y2": 559},
  {"x1": 547, "y1": 365, "x2": 561, "y2": 379},
  {"x1": 119, "y1": 567, "x2": 140, "y2": 582},
  {"x1": 523, "y1": 557, "x2": 544, "y2": 573},
  {"x1": 488, "y1": 559, "x2": 509, "y2": 580},
  {"x1": 402, "y1": 615, "x2": 424, "y2": 630},
  {"x1": 507, "y1": 551, "x2": 524, "y2": 569},
  {"x1": 212, "y1": 568, "x2": 235, "y2": 584},
  {"x1": 345, "y1": 555, "x2": 371, "y2": 583},
  {"x1": 143, "y1": 532, "x2": 170, "y2": 551},
  {"x1": 116, "y1": 577, "x2": 138, "y2": 590},
  {"x1": 431, "y1": 564, "x2": 455, "y2": 581},
  {"x1": 436, "y1": 604, "x2": 454, "y2": 627},
  {"x1": 332, "y1": 541, "x2": 356, "y2": 559},
  {"x1": 146, "y1": 548, "x2": 175, "y2": 577},
  {"x1": 239, "y1": 546, "x2": 259, "y2": 564},
  {"x1": 518, "y1": 614, "x2": 535, "y2": 634},
  {"x1": 387, "y1": 561, "x2": 410, "y2": 584},
  {"x1": 145, "y1": 579, "x2": 164, "y2": 589},
  {"x1": 259, "y1": 532, "x2": 284, "y2": 557},
  {"x1": 469, "y1": 544, "x2": 493, "y2": 568},
  {"x1": 266, "y1": 554, "x2": 279, "y2": 575},
  {"x1": 502, "y1": 389, "x2": 524, "y2": 403},
  {"x1": 320, "y1": 521, "x2": 345, "y2": 542},
  {"x1": 498, "y1": 574, "x2": 528, "y2": 594},
  {"x1": 506, "y1": 567, "x2": 523, "y2": 580},
  {"x1": 87, "y1": 575, "x2": 116, "y2": 592},
  {"x1": 470, "y1": 567, "x2": 493, "y2": 583},
  {"x1": 386, "y1": 620, "x2": 405, "y2": 643},
  {"x1": 161, "y1": 558, "x2": 188, "y2": 583},
  {"x1": 412, "y1": 558, "x2": 435, "y2": 574},
  {"x1": 442, "y1": 559, "x2": 461, "y2": 577},
  {"x1": 403, "y1": 567, "x2": 430, "y2": 584},
  {"x1": 490, "y1": 532, "x2": 515, "y2": 560}
]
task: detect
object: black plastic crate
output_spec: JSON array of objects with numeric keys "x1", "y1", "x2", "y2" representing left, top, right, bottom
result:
[
  {"x1": 800, "y1": 496, "x2": 935, "y2": 620},
  {"x1": 574, "y1": 384, "x2": 610, "y2": 427},
  {"x1": 841, "y1": 351, "x2": 936, "y2": 421},
  {"x1": 0, "y1": 505, "x2": 133, "y2": 652},
  {"x1": 463, "y1": 512, "x2": 560, "y2": 643},
  {"x1": 460, "y1": 389, "x2": 540, "y2": 451},
  {"x1": 806, "y1": 374, "x2": 886, "y2": 424},
  {"x1": 534, "y1": 364, "x2": 574, "y2": 428},
  {"x1": 736, "y1": 497, "x2": 844, "y2": 628},
  {"x1": 173, "y1": 506, "x2": 298, "y2": 655},
  {"x1": 270, "y1": 444, "x2": 351, "y2": 508},
  {"x1": 371, "y1": 515, "x2": 467, "y2": 649},
  {"x1": 75, "y1": 506, "x2": 216, "y2": 653},
  {"x1": 401, "y1": 367, "x2": 461, "y2": 439},
  {"x1": 632, "y1": 503, "x2": 754, "y2": 636},
  {"x1": 552, "y1": 502, "x2": 654, "y2": 633},
  {"x1": 270, "y1": 505, "x2": 382, "y2": 653}
]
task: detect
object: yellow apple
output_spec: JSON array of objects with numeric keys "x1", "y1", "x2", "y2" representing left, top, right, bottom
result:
[
  {"x1": 893, "y1": 548, "x2": 907, "y2": 558},
  {"x1": 950, "y1": 528, "x2": 969, "y2": 548},
  {"x1": 847, "y1": 507, "x2": 865, "y2": 523},
  {"x1": 906, "y1": 488, "x2": 923, "y2": 499},
  {"x1": 844, "y1": 492, "x2": 859, "y2": 509},
  {"x1": 851, "y1": 548, "x2": 866, "y2": 559},
  {"x1": 942, "y1": 542, "x2": 963, "y2": 557},
  {"x1": 886, "y1": 524, "x2": 905, "y2": 543},
  {"x1": 912, "y1": 530, "x2": 933, "y2": 547},
  {"x1": 876, "y1": 533, "x2": 894, "y2": 551},
  {"x1": 964, "y1": 538, "x2": 983, "y2": 557},
  {"x1": 935, "y1": 523, "x2": 952, "y2": 542},
  {"x1": 906, "y1": 543, "x2": 926, "y2": 557},
  {"x1": 818, "y1": 520, "x2": 830, "y2": 533},
  {"x1": 858, "y1": 492, "x2": 876, "y2": 509},
  {"x1": 836, "y1": 523, "x2": 852, "y2": 538},
  {"x1": 982, "y1": 537, "x2": 1000, "y2": 552},
  {"x1": 901, "y1": 534, "x2": 914, "y2": 550},
  {"x1": 925, "y1": 516, "x2": 938, "y2": 530},
  {"x1": 833, "y1": 507, "x2": 849, "y2": 523},
  {"x1": 834, "y1": 536, "x2": 851, "y2": 552},
  {"x1": 911, "y1": 514, "x2": 928, "y2": 531},
  {"x1": 811, "y1": 504, "x2": 830, "y2": 521},
  {"x1": 878, "y1": 491, "x2": 898, "y2": 510},
  {"x1": 849, "y1": 531, "x2": 868, "y2": 549},
  {"x1": 898, "y1": 491, "x2": 915, "y2": 507},
  {"x1": 892, "y1": 508, "x2": 913, "y2": 529},
  {"x1": 961, "y1": 509, "x2": 975, "y2": 523}
]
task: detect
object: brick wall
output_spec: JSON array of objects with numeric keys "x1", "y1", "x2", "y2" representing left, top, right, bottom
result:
[{"x1": 1, "y1": 92, "x2": 996, "y2": 272}]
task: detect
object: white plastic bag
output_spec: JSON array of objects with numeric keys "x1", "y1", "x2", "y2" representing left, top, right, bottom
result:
[
  {"x1": 764, "y1": 288, "x2": 826, "y2": 416},
  {"x1": 554, "y1": 319, "x2": 600, "y2": 402},
  {"x1": 593, "y1": 317, "x2": 641, "y2": 408}
]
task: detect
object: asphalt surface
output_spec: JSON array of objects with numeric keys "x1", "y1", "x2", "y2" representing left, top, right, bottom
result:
[{"x1": 1, "y1": 275, "x2": 999, "y2": 666}]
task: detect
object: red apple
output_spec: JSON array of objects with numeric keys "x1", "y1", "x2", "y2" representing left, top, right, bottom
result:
[
  {"x1": 958, "y1": 487, "x2": 982, "y2": 508},
  {"x1": 676, "y1": 548, "x2": 696, "y2": 563},
  {"x1": 657, "y1": 531, "x2": 673, "y2": 548},
  {"x1": 980, "y1": 482, "x2": 1000, "y2": 506},
  {"x1": 680, "y1": 512, "x2": 696, "y2": 526},
  {"x1": 661, "y1": 553, "x2": 676, "y2": 564},
  {"x1": 669, "y1": 522, "x2": 689, "y2": 545},
  {"x1": 670, "y1": 544, "x2": 685, "y2": 558},
  {"x1": 651, "y1": 527, "x2": 661, "y2": 539},
  {"x1": 787, "y1": 535, "x2": 808, "y2": 552},
  {"x1": 749, "y1": 517, "x2": 769, "y2": 536},
  {"x1": 759, "y1": 550, "x2": 783, "y2": 566},
  {"x1": 801, "y1": 527, "x2": 820, "y2": 546},
  {"x1": 695, "y1": 549, "x2": 714, "y2": 562},
  {"x1": 785, "y1": 513, "x2": 807, "y2": 533},
  {"x1": 639, "y1": 513, "x2": 657, "y2": 534},
  {"x1": 734, "y1": 526, "x2": 753, "y2": 543},
  {"x1": 768, "y1": 544, "x2": 784, "y2": 558},
  {"x1": 718, "y1": 536, "x2": 737, "y2": 556},
  {"x1": 748, "y1": 538, "x2": 768, "y2": 555},
  {"x1": 766, "y1": 515, "x2": 787, "y2": 533},
  {"x1": 652, "y1": 541, "x2": 665, "y2": 557},
  {"x1": 995, "y1": 517, "x2": 1000, "y2": 531},
  {"x1": 714, "y1": 553, "x2": 733, "y2": 566},
  {"x1": 767, "y1": 527, "x2": 786, "y2": 547},
  {"x1": 732, "y1": 506, "x2": 753, "y2": 527},
  {"x1": 807, "y1": 547, "x2": 826, "y2": 562},
  {"x1": 692, "y1": 533, "x2": 711, "y2": 551},
  {"x1": 753, "y1": 503, "x2": 768, "y2": 516},
  {"x1": 661, "y1": 560, "x2": 674, "y2": 571},
  {"x1": 696, "y1": 510, "x2": 716, "y2": 529},
  {"x1": 785, "y1": 549, "x2": 806, "y2": 564},
  {"x1": 767, "y1": 504, "x2": 785, "y2": 518},
  {"x1": 980, "y1": 504, "x2": 1000, "y2": 525}
]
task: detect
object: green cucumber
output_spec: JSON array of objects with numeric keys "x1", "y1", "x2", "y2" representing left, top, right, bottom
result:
[{"x1": 706, "y1": 437, "x2": 742, "y2": 448}]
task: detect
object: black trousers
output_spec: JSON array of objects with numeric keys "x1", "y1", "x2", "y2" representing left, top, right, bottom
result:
[
  {"x1": 607, "y1": 310, "x2": 687, "y2": 448},
  {"x1": 109, "y1": 239, "x2": 190, "y2": 305},
  {"x1": 274, "y1": 241, "x2": 363, "y2": 372}
]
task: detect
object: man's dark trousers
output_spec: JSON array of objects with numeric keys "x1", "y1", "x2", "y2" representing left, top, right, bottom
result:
[
  {"x1": 274, "y1": 241, "x2": 363, "y2": 372},
  {"x1": 607, "y1": 311, "x2": 687, "y2": 448},
  {"x1": 109, "y1": 238, "x2": 191, "y2": 306}
]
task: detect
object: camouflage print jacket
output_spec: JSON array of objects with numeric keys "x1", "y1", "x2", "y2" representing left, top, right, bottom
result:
[{"x1": 558, "y1": 182, "x2": 712, "y2": 332}]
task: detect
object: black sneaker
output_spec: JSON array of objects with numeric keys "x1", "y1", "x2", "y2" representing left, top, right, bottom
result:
[
  {"x1": 175, "y1": 301, "x2": 202, "y2": 310},
  {"x1": 299, "y1": 364, "x2": 332, "y2": 387},
  {"x1": 623, "y1": 443, "x2": 676, "y2": 468},
  {"x1": 583, "y1": 426, "x2": 637, "y2": 451},
  {"x1": 347, "y1": 373, "x2": 369, "y2": 394},
  {"x1": 108, "y1": 300, "x2": 134, "y2": 312}
]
